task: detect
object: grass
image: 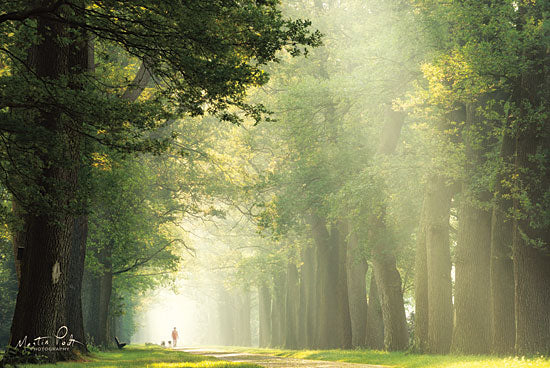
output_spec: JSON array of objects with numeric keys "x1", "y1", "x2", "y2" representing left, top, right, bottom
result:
[
  {"x1": 222, "y1": 346, "x2": 550, "y2": 368},
  {"x1": 11, "y1": 345, "x2": 261, "y2": 368}
]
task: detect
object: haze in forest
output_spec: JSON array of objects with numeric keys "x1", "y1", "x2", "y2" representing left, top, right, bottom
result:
[{"x1": 1, "y1": 1, "x2": 550, "y2": 366}]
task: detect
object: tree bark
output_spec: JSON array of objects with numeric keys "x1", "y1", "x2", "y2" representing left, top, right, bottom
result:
[
  {"x1": 372, "y1": 252, "x2": 409, "y2": 351},
  {"x1": 513, "y1": 234, "x2": 550, "y2": 355},
  {"x1": 258, "y1": 284, "x2": 272, "y2": 347},
  {"x1": 369, "y1": 108, "x2": 408, "y2": 351},
  {"x1": 284, "y1": 263, "x2": 299, "y2": 349},
  {"x1": 413, "y1": 200, "x2": 428, "y2": 353},
  {"x1": 65, "y1": 215, "x2": 88, "y2": 353},
  {"x1": 512, "y1": 90, "x2": 550, "y2": 355},
  {"x1": 451, "y1": 194, "x2": 492, "y2": 354},
  {"x1": 336, "y1": 221, "x2": 353, "y2": 349},
  {"x1": 490, "y1": 135, "x2": 515, "y2": 355},
  {"x1": 270, "y1": 271, "x2": 286, "y2": 347},
  {"x1": 310, "y1": 214, "x2": 340, "y2": 349},
  {"x1": 236, "y1": 290, "x2": 251, "y2": 346},
  {"x1": 8, "y1": 8, "x2": 81, "y2": 361},
  {"x1": 95, "y1": 243, "x2": 113, "y2": 348},
  {"x1": 218, "y1": 287, "x2": 235, "y2": 346},
  {"x1": 346, "y1": 230, "x2": 368, "y2": 348},
  {"x1": 425, "y1": 177, "x2": 454, "y2": 354},
  {"x1": 85, "y1": 269, "x2": 101, "y2": 346},
  {"x1": 298, "y1": 244, "x2": 316, "y2": 348},
  {"x1": 365, "y1": 273, "x2": 384, "y2": 350}
]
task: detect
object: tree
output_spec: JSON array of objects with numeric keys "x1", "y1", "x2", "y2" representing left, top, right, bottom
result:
[{"x1": 0, "y1": 0, "x2": 319, "y2": 361}]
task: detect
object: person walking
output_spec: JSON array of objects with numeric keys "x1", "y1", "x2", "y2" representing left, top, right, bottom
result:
[{"x1": 171, "y1": 327, "x2": 179, "y2": 347}]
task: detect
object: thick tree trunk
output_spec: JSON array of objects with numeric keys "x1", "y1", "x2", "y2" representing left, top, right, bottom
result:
[
  {"x1": 298, "y1": 245, "x2": 316, "y2": 348},
  {"x1": 336, "y1": 222, "x2": 353, "y2": 349},
  {"x1": 513, "y1": 236, "x2": 550, "y2": 355},
  {"x1": 65, "y1": 215, "x2": 88, "y2": 353},
  {"x1": 10, "y1": 202, "x2": 28, "y2": 283},
  {"x1": 365, "y1": 273, "x2": 384, "y2": 350},
  {"x1": 258, "y1": 284, "x2": 272, "y2": 347},
  {"x1": 8, "y1": 11, "x2": 81, "y2": 362},
  {"x1": 372, "y1": 252, "x2": 409, "y2": 351},
  {"x1": 425, "y1": 177, "x2": 454, "y2": 354},
  {"x1": 346, "y1": 230, "x2": 368, "y2": 348},
  {"x1": 85, "y1": 272, "x2": 101, "y2": 345},
  {"x1": 284, "y1": 263, "x2": 299, "y2": 349},
  {"x1": 451, "y1": 195, "x2": 492, "y2": 354},
  {"x1": 310, "y1": 215, "x2": 340, "y2": 349},
  {"x1": 413, "y1": 200, "x2": 428, "y2": 353},
  {"x1": 8, "y1": 6, "x2": 92, "y2": 361},
  {"x1": 490, "y1": 135, "x2": 515, "y2": 355},
  {"x1": 236, "y1": 290, "x2": 251, "y2": 346},
  {"x1": 512, "y1": 103, "x2": 550, "y2": 355},
  {"x1": 218, "y1": 288, "x2": 235, "y2": 346},
  {"x1": 63, "y1": 24, "x2": 94, "y2": 355},
  {"x1": 369, "y1": 108, "x2": 408, "y2": 351},
  {"x1": 270, "y1": 271, "x2": 286, "y2": 347},
  {"x1": 490, "y1": 204, "x2": 515, "y2": 355},
  {"x1": 97, "y1": 245, "x2": 113, "y2": 348},
  {"x1": 9, "y1": 214, "x2": 74, "y2": 361}
]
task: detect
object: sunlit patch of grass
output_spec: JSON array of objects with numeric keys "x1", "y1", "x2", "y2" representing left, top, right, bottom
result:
[
  {"x1": 219, "y1": 346, "x2": 550, "y2": 368},
  {"x1": 15, "y1": 345, "x2": 261, "y2": 368},
  {"x1": 149, "y1": 362, "x2": 260, "y2": 368}
]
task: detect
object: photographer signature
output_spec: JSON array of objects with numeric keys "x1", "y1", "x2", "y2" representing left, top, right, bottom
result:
[{"x1": 16, "y1": 326, "x2": 83, "y2": 348}]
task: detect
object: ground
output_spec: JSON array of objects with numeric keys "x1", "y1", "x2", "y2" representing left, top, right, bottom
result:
[
  {"x1": 3, "y1": 345, "x2": 549, "y2": 368},
  {"x1": 180, "y1": 348, "x2": 386, "y2": 368},
  {"x1": 182, "y1": 346, "x2": 550, "y2": 368}
]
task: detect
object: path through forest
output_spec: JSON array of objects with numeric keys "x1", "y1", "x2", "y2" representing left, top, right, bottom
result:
[{"x1": 179, "y1": 348, "x2": 390, "y2": 368}]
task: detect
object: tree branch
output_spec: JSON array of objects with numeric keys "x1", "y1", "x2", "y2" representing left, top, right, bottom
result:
[
  {"x1": 112, "y1": 238, "x2": 189, "y2": 275},
  {"x1": 121, "y1": 60, "x2": 152, "y2": 102},
  {"x1": 0, "y1": 1, "x2": 65, "y2": 24}
]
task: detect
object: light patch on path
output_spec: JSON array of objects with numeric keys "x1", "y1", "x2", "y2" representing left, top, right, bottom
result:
[{"x1": 178, "y1": 348, "x2": 390, "y2": 368}]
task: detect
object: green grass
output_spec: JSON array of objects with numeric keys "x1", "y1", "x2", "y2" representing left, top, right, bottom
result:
[
  {"x1": 12, "y1": 345, "x2": 260, "y2": 368},
  {"x1": 222, "y1": 346, "x2": 550, "y2": 368}
]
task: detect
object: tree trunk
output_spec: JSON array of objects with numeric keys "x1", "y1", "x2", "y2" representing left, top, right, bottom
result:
[
  {"x1": 97, "y1": 245, "x2": 113, "y2": 348},
  {"x1": 298, "y1": 245, "x2": 316, "y2": 348},
  {"x1": 85, "y1": 272, "x2": 101, "y2": 346},
  {"x1": 270, "y1": 271, "x2": 286, "y2": 347},
  {"x1": 65, "y1": 215, "x2": 88, "y2": 353},
  {"x1": 512, "y1": 94, "x2": 550, "y2": 355},
  {"x1": 365, "y1": 273, "x2": 384, "y2": 349},
  {"x1": 336, "y1": 222, "x2": 353, "y2": 349},
  {"x1": 425, "y1": 177, "x2": 454, "y2": 354},
  {"x1": 513, "y1": 235, "x2": 550, "y2": 355},
  {"x1": 413, "y1": 198, "x2": 428, "y2": 353},
  {"x1": 218, "y1": 288, "x2": 234, "y2": 346},
  {"x1": 451, "y1": 195, "x2": 492, "y2": 354},
  {"x1": 310, "y1": 214, "x2": 340, "y2": 349},
  {"x1": 369, "y1": 108, "x2": 408, "y2": 351},
  {"x1": 284, "y1": 263, "x2": 299, "y2": 349},
  {"x1": 236, "y1": 290, "x2": 251, "y2": 346},
  {"x1": 490, "y1": 134, "x2": 515, "y2": 355},
  {"x1": 372, "y1": 251, "x2": 409, "y2": 351},
  {"x1": 346, "y1": 230, "x2": 368, "y2": 348},
  {"x1": 8, "y1": 7, "x2": 81, "y2": 362},
  {"x1": 258, "y1": 284, "x2": 272, "y2": 347}
]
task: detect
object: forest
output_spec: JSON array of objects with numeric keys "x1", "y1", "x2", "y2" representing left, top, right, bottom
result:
[{"x1": 1, "y1": 0, "x2": 550, "y2": 367}]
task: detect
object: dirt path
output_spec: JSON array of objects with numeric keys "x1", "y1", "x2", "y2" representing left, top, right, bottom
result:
[{"x1": 178, "y1": 348, "x2": 390, "y2": 368}]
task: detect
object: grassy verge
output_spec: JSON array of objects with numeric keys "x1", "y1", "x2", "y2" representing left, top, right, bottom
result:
[
  {"x1": 13, "y1": 345, "x2": 260, "y2": 368},
  {"x1": 223, "y1": 346, "x2": 550, "y2": 368}
]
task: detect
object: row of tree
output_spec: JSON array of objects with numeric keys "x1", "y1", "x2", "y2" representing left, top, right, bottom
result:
[
  {"x1": 210, "y1": 0, "x2": 550, "y2": 356},
  {"x1": 0, "y1": 0, "x2": 319, "y2": 362}
]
